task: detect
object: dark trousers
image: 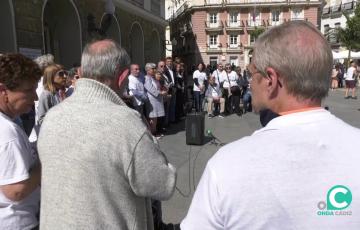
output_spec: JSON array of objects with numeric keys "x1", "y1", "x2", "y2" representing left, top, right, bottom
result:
[
  {"x1": 193, "y1": 91, "x2": 204, "y2": 112},
  {"x1": 152, "y1": 200, "x2": 179, "y2": 230},
  {"x1": 231, "y1": 95, "x2": 241, "y2": 114},
  {"x1": 223, "y1": 89, "x2": 231, "y2": 114},
  {"x1": 175, "y1": 90, "x2": 184, "y2": 120}
]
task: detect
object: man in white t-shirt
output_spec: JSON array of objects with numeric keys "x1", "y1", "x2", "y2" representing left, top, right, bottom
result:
[
  {"x1": 181, "y1": 21, "x2": 360, "y2": 230},
  {"x1": 0, "y1": 54, "x2": 42, "y2": 230},
  {"x1": 344, "y1": 61, "x2": 357, "y2": 99},
  {"x1": 212, "y1": 63, "x2": 225, "y2": 86}
]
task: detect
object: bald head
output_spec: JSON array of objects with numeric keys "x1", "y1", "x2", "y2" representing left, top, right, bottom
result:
[
  {"x1": 253, "y1": 21, "x2": 332, "y2": 101},
  {"x1": 81, "y1": 39, "x2": 130, "y2": 82},
  {"x1": 130, "y1": 64, "x2": 140, "y2": 77}
]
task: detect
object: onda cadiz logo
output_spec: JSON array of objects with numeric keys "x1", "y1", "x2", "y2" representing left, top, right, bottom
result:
[{"x1": 317, "y1": 185, "x2": 352, "y2": 216}]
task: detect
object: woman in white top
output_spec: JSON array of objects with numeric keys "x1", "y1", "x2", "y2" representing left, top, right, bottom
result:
[
  {"x1": 0, "y1": 53, "x2": 42, "y2": 230},
  {"x1": 193, "y1": 63, "x2": 207, "y2": 112},
  {"x1": 223, "y1": 64, "x2": 241, "y2": 115}
]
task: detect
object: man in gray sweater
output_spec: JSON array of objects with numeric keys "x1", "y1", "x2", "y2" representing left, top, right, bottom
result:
[{"x1": 38, "y1": 39, "x2": 177, "y2": 230}]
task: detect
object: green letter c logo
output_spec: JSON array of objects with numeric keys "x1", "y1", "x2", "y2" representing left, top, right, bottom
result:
[{"x1": 327, "y1": 185, "x2": 352, "y2": 210}]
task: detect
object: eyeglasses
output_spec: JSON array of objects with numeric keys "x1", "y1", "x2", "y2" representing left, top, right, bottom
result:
[{"x1": 57, "y1": 70, "x2": 68, "y2": 77}]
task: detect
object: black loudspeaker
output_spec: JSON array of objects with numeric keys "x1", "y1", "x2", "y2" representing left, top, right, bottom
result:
[{"x1": 186, "y1": 112, "x2": 205, "y2": 145}]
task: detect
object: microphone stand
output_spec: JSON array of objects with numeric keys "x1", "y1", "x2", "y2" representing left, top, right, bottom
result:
[{"x1": 207, "y1": 131, "x2": 225, "y2": 146}]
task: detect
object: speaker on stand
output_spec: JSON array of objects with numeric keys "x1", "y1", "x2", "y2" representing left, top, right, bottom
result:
[{"x1": 185, "y1": 112, "x2": 205, "y2": 145}]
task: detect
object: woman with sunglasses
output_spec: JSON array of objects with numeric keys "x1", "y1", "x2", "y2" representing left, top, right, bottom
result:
[{"x1": 37, "y1": 64, "x2": 67, "y2": 125}]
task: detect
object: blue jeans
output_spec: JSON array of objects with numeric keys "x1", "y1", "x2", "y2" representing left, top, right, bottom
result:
[
  {"x1": 243, "y1": 90, "x2": 252, "y2": 112},
  {"x1": 194, "y1": 91, "x2": 204, "y2": 112}
]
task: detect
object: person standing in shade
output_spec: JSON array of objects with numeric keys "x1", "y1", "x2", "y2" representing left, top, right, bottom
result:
[
  {"x1": 205, "y1": 76, "x2": 225, "y2": 118},
  {"x1": 38, "y1": 40, "x2": 176, "y2": 230},
  {"x1": 37, "y1": 64, "x2": 67, "y2": 125},
  {"x1": 181, "y1": 21, "x2": 360, "y2": 230},
  {"x1": 193, "y1": 63, "x2": 207, "y2": 112},
  {"x1": 222, "y1": 63, "x2": 240, "y2": 115},
  {"x1": 144, "y1": 64, "x2": 167, "y2": 137},
  {"x1": 165, "y1": 57, "x2": 177, "y2": 123},
  {"x1": 128, "y1": 64, "x2": 147, "y2": 116}
]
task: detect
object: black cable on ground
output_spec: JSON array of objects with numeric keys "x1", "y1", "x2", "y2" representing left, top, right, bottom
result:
[
  {"x1": 191, "y1": 144, "x2": 207, "y2": 191},
  {"x1": 175, "y1": 145, "x2": 192, "y2": 198}
]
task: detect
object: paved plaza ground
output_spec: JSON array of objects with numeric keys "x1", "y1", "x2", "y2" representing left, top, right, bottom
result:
[{"x1": 159, "y1": 88, "x2": 360, "y2": 224}]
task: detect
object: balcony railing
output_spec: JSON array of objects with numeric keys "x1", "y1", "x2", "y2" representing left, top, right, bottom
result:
[
  {"x1": 127, "y1": 0, "x2": 144, "y2": 7},
  {"x1": 342, "y1": 1, "x2": 355, "y2": 10},
  {"x1": 268, "y1": 19, "x2": 284, "y2": 26},
  {"x1": 206, "y1": 43, "x2": 223, "y2": 53},
  {"x1": 290, "y1": 17, "x2": 306, "y2": 21},
  {"x1": 332, "y1": 4, "x2": 342, "y2": 13},
  {"x1": 205, "y1": 0, "x2": 224, "y2": 5},
  {"x1": 205, "y1": 21, "x2": 224, "y2": 31},
  {"x1": 170, "y1": 1, "x2": 190, "y2": 20},
  {"x1": 226, "y1": 43, "x2": 244, "y2": 53},
  {"x1": 322, "y1": 7, "x2": 331, "y2": 15},
  {"x1": 322, "y1": 1, "x2": 357, "y2": 18},
  {"x1": 226, "y1": 0, "x2": 287, "y2": 3},
  {"x1": 224, "y1": 20, "x2": 245, "y2": 31},
  {"x1": 244, "y1": 19, "x2": 268, "y2": 28}
]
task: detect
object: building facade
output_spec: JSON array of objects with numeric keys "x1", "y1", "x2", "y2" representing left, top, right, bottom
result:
[
  {"x1": 169, "y1": 0, "x2": 321, "y2": 69},
  {"x1": 0, "y1": 0, "x2": 166, "y2": 68},
  {"x1": 321, "y1": 0, "x2": 358, "y2": 51}
]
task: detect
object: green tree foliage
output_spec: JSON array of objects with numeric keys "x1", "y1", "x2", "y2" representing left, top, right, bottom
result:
[
  {"x1": 249, "y1": 27, "x2": 265, "y2": 41},
  {"x1": 337, "y1": 5, "x2": 360, "y2": 66}
]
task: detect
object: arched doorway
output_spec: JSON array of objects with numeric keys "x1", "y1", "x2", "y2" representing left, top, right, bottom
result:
[
  {"x1": 0, "y1": 0, "x2": 17, "y2": 52},
  {"x1": 130, "y1": 22, "x2": 144, "y2": 67},
  {"x1": 100, "y1": 14, "x2": 121, "y2": 45},
  {"x1": 149, "y1": 29, "x2": 161, "y2": 62},
  {"x1": 42, "y1": 0, "x2": 82, "y2": 68}
]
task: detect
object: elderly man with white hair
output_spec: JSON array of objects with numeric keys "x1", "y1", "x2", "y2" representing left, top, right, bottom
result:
[
  {"x1": 181, "y1": 21, "x2": 360, "y2": 230},
  {"x1": 38, "y1": 39, "x2": 176, "y2": 230}
]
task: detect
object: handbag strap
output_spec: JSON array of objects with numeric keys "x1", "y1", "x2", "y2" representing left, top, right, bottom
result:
[
  {"x1": 216, "y1": 70, "x2": 220, "y2": 84},
  {"x1": 226, "y1": 72, "x2": 231, "y2": 85}
]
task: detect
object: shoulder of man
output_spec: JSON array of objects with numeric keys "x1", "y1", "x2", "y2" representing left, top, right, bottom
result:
[{"x1": 0, "y1": 115, "x2": 24, "y2": 144}]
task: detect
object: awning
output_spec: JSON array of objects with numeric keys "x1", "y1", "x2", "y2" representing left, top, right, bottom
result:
[{"x1": 332, "y1": 50, "x2": 360, "y2": 59}]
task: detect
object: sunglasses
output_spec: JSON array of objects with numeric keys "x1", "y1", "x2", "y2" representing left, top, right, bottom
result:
[{"x1": 57, "y1": 70, "x2": 68, "y2": 77}]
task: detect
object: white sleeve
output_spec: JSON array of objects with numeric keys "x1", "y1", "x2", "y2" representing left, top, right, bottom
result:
[
  {"x1": 219, "y1": 72, "x2": 226, "y2": 83},
  {"x1": 128, "y1": 77, "x2": 137, "y2": 90},
  {"x1": 0, "y1": 139, "x2": 31, "y2": 185},
  {"x1": 181, "y1": 163, "x2": 223, "y2": 230}
]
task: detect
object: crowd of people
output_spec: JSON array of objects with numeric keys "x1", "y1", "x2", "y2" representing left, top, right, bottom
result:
[
  {"x1": 330, "y1": 61, "x2": 359, "y2": 99},
  {"x1": 1, "y1": 20, "x2": 360, "y2": 230}
]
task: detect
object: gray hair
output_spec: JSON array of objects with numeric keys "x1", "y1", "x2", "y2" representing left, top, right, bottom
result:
[
  {"x1": 145, "y1": 63, "x2": 156, "y2": 71},
  {"x1": 81, "y1": 39, "x2": 130, "y2": 81},
  {"x1": 34, "y1": 54, "x2": 54, "y2": 72},
  {"x1": 253, "y1": 21, "x2": 332, "y2": 100}
]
